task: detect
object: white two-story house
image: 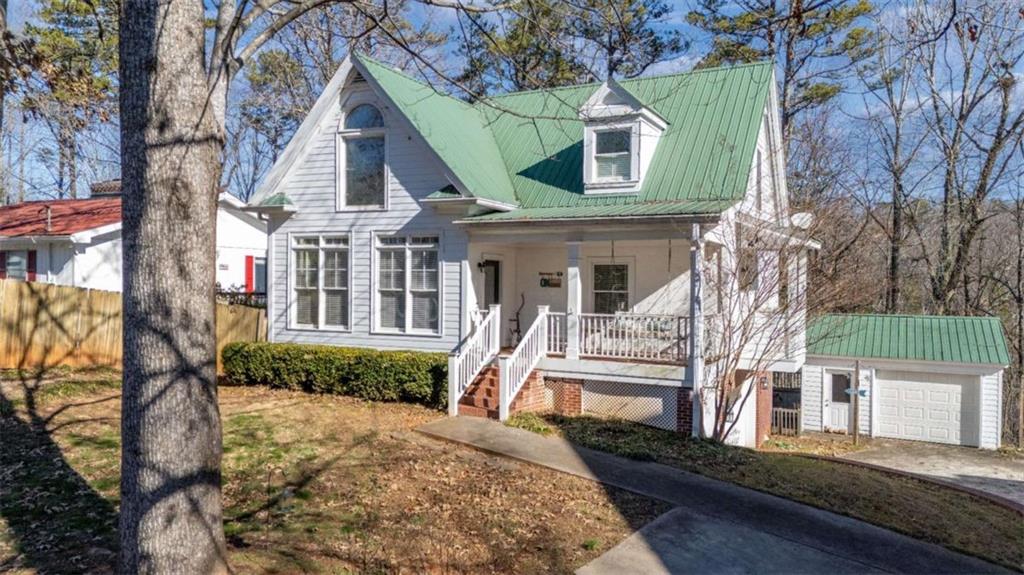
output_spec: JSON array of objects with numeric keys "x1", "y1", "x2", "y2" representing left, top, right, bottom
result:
[{"x1": 247, "y1": 54, "x2": 814, "y2": 447}]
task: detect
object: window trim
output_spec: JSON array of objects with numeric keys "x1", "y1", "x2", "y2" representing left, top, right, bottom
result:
[
  {"x1": 588, "y1": 257, "x2": 634, "y2": 314},
  {"x1": 336, "y1": 99, "x2": 389, "y2": 212},
  {"x1": 287, "y1": 233, "x2": 352, "y2": 333},
  {"x1": 829, "y1": 371, "x2": 852, "y2": 405},
  {"x1": 583, "y1": 120, "x2": 641, "y2": 194},
  {"x1": 371, "y1": 231, "x2": 444, "y2": 337}
]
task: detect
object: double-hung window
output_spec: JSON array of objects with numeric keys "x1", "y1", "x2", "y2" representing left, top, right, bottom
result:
[
  {"x1": 338, "y1": 103, "x2": 387, "y2": 209},
  {"x1": 594, "y1": 129, "x2": 632, "y2": 182},
  {"x1": 376, "y1": 235, "x2": 440, "y2": 334},
  {"x1": 593, "y1": 263, "x2": 629, "y2": 314},
  {"x1": 291, "y1": 235, "x2": 350, "y2": 330}
]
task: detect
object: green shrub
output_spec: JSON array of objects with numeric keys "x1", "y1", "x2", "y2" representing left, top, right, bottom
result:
[{"x1": 222, "y1": 342, "x2": 448, "y2": 409}]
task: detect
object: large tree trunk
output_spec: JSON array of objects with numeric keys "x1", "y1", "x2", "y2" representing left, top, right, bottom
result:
[{"x1": 119, "y1": 0, "x2": 227, "y2": 573}]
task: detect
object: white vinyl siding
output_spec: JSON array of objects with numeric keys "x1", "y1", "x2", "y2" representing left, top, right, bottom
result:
[
  {"x1": 268, "y1": 83, "x2": 465, "y2": 353},
  {"x1": 980, "y1": 372, "x2": 1001, "y2": 449}
]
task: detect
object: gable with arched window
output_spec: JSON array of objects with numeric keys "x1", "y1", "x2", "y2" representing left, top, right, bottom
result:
[{"x1": 337, "y1": 101, "x2": 388, "y2": 210}]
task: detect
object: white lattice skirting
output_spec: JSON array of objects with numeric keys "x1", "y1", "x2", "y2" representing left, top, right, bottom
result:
[{"x1": 580, "y1": 380, "x2": 679, "y2": 431}]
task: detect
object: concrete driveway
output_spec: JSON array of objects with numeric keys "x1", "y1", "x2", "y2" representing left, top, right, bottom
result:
[{"x1": 839, "y1": 439, "x2": 1024, "y2": 505}]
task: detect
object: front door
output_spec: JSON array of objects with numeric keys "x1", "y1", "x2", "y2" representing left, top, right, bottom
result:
[
  {"x1": 826, "y1": 372, "x2": 852, "y2": 433},
  {"x1": 481, "y1": 260, "x2": 501, "y2": 308}
]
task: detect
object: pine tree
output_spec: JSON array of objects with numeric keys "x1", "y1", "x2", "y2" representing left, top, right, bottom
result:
[
  {"x1": 22, "y1": 0, "x2": 118, "y2": 198},
  {"x1": 686, "y1": 0, "x2": 873, "y2": 149}
]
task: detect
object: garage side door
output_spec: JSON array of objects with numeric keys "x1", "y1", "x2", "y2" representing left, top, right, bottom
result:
[{"x1": 876, "y1": 370, "x2": 979, "y2": 447}]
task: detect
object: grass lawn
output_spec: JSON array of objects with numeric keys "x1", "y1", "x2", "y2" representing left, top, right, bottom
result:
[
  {"x1": 0, "y1": 371, "x2": 668, "y2": 574},
  {"x1": 506, "y1": 412, "x2": 1024, "y2": 570},
  {"x1": 760, "y1": 431, "x2": 873, "y2": 456}
]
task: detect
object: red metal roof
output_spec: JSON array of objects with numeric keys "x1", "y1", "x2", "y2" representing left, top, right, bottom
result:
[{"x1": 0, "y1": 198, "x2": 122, "y2": 238}]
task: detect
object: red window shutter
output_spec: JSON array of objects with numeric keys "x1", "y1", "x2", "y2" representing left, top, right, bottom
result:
[
  {"x1": 27, "y1": 250, "x2": 37, "y2": 282},
  {"x1": 245, "y1": 255, "x2": 254, "y2": 293},
  {"x1": 0, "y1": 251, "x2": 6, "y2": 279}
]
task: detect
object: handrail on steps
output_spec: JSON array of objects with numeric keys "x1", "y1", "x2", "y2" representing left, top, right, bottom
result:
[
  {"x1": 448, "y1": 304, "x2": 501, "y2": 416},
  {"x1": 498, "y1": 305, "x2": 549, "y2": 421}
]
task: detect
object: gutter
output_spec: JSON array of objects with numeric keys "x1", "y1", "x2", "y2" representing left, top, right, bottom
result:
[
  {"x1": 0, "y1": 231, "x2": 72, "y2": 242},
  {"x1": 453, "y1": 213, "x2": 721, "y2": 226}
]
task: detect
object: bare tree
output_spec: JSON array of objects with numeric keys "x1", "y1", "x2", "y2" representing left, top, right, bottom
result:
[
  {"x1": 908, "y1": 0, "x2": 1024, "y2": 314},
  {"x1": 696, "y1": 210, "x2": 831, "y2": 442},
  {"x1": 855, "y1": 11, "x2": 928, "y2": 313}
]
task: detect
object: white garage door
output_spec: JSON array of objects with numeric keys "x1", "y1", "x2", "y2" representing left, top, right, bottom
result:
[{"x1": 876, "y1": 370, "x2": 979, "y2": 446}]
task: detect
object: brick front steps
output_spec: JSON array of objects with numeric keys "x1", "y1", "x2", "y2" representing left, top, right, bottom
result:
[{"x1": 458, "y1": 364, "x2": 546, "y2": 419}]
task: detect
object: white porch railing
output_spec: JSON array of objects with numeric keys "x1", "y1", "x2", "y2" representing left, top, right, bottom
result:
[
  {"x1": 547, "y1": 312, "x2": 566, "y2": 354},
  {"x1": 448, "y1": 304, "x2": 501, "y2": 416},
  {"x1": 581, "y1": 313, "x2": 688, "y2": 363},
  {"x1": 498, "y1": 305, "x2": 549, "y2": 421}
]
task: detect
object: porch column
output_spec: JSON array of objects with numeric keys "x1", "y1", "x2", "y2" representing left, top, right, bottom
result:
[
  {"x1": 689, "y1": 224, "x2": 708, "y2": 438},
  {"x1": 565, "y1": 242, "x2": 582, "y2": 360}
]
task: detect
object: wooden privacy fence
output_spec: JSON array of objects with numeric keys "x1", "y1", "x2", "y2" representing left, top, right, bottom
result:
[
  {"x1": 0, "y1": 279, "x2": 266, "y2": 373},
  {"x1": 771, "y1": 407, "x2": 801, "y2": 436}
]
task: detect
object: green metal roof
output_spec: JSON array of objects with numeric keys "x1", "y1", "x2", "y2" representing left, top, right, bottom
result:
[
  {"x1": 355, "y1": 55, "x2": 518, "y2": 206},
  {"x1": 425, "y1": 185, "x2": 463, "y2": 200},
  {"x1": 355, "y1": 54, "x2": 774, "y2": 220},
  {"x1": 259, "y1": 193, "x2": 295, "y2": 207},
  {"x1": 478, "y1": 62, "x2": 773, "y2": 212},
  {"x1": 807, "y1": 314, "x2": 1010, "y2": 366}
]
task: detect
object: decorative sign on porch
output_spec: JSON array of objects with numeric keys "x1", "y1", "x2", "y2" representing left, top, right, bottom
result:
[
  {"x1": 539, "y1": 271, "x2": 563, "y2": 288},
  {"x1": 845, "y1": 387, "x2": 868, "y2": 397}
]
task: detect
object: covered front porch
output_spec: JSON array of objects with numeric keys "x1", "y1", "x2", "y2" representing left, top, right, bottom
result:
[{"x1": 450, "y1": 220, "x2": 711, "y2": 422}]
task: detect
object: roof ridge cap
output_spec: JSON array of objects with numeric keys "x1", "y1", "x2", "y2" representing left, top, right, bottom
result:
[
  {"x1": 822, "y1": 312, "x2": 999, "y2": 321},
  {"x1": 478, "y1": 60, "x2": 774, "y2": 102}
]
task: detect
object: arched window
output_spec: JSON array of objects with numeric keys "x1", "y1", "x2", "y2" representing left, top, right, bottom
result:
[
  {"x1": 339, "y1": 103, "x2": 386, "y2": 208},
  {"x1": 344, "y1": 104, "x2": 384, "y2": 130}
]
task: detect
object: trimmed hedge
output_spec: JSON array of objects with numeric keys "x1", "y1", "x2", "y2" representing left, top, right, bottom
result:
[{"x1": 222, "y1": 342, "x2": 448, "y2": 409}]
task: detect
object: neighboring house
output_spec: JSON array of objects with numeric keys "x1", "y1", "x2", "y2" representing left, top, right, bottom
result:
[
  {"x1": 0, "y1": 183, "x2": 268, "y2": 293},
  {"x1": 247, "y1": 53, "x2": 813, "y2": 447},
  {"x1": 802, "y1": 314, "x2": 1010, "y2": 449}
]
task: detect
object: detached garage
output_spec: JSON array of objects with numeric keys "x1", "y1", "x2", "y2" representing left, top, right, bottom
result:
[{"x1": 801, "y1": 314, "x2": 1009, "y2": 449}]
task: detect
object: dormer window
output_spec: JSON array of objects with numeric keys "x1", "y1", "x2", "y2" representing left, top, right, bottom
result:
[
  {"x1": 338, "y1": 101, "x2": 388, "y2": 210},
  {"x1": 594, "y1": 129, "x2": 633, "y2": 182},
  {"x1": 580, "y1": 80, "x2": 667, "y2": 195}
]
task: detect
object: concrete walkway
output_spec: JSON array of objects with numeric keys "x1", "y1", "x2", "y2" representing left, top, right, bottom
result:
[{"x1": 418, "y1": 417, "x2": 1010, "y2": 575}]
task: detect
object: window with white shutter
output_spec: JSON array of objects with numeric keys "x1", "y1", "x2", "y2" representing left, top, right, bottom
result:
[
  {"x1": 291, "y1": 235, "x2": 350, "y2": 330},
  {"x1": 376, "y1": 235, "x2": 440, "y2": 334}
]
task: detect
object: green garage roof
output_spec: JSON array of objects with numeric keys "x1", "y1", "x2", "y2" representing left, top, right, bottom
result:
[
  {"x1": 354, "y1": 54, "x2": 774, "y2": 220},
  {"x1": 807, "y1": 314, "x2": 1010, "y2": 366}
]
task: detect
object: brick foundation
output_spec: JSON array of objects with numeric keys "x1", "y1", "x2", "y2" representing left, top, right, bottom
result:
[
  {"x1": 509, "y1": 372, "x2": 547, "y2": 414},
  {"x1": 676, "y1": 388, "x2": 693, "y2": 434},
  {"x1": 548, "y1": 378, "x2": 583, "y2": 416}
]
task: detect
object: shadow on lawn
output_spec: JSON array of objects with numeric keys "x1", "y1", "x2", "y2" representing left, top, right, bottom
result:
[
  {"x1": 0, "y1": 369, "x2": 120, "y2": 574},
  {"x1": 0, "y1": 280, "x2": 123, "y2": 573}
]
